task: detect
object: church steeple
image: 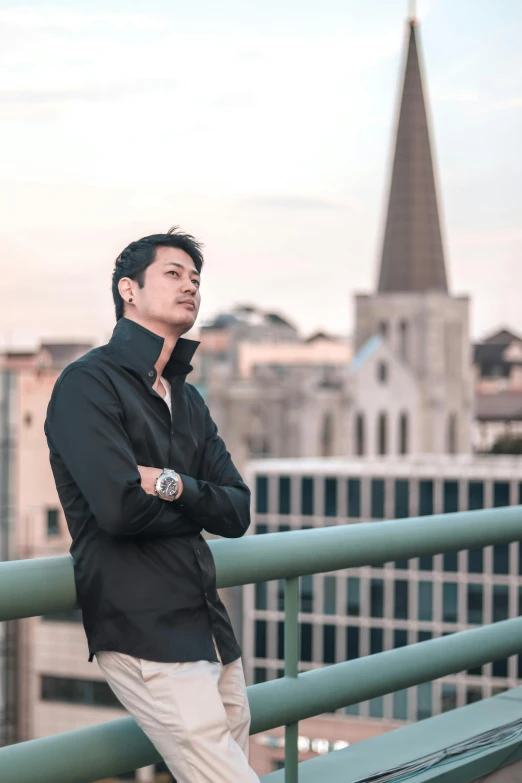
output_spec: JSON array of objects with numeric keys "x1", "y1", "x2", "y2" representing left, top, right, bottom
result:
[{"x1": 377, "y1": 18, "x2": 448, "y2": 294}]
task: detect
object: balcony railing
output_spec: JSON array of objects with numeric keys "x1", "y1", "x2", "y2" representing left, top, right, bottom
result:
[{"x1": 1, "y1": 505, "x2": 522, "y2": 782}]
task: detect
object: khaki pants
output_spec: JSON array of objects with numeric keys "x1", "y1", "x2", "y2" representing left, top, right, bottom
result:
[{"x1": 96, "y1": 639, "x2": 260, "y2": 783}]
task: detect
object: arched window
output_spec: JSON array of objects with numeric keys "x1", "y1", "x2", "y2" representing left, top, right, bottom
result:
[
  {"x1": 399, "y1": 320, "x2": 409, "y2": 363},
  {"x1": 246, "y1": 409, "x2": 270, "y2": 457},
  {"x1": 321, "y1": 412, "x2": 334, "y2": 457},
  {"x1": 377, "y1": 412, "x2": 388, "y2": 456},
  {"x1": 399, "y1": 412, "x2": 408, "y2": 455},
  {"x1": 355, "y1": 413, "x2": 365, "y2": 456},
  {"x1": 448, "y1": 414, "x2": 457, "y2": 454}
]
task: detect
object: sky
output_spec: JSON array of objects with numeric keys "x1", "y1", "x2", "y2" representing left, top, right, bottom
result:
[{"x1": 0, "y1": 0, "x2": 521, "y2": 348}]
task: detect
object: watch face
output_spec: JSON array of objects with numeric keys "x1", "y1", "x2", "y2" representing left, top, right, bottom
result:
[{"x1": 161, "y1": 477, "x2": 178, "y2": 496}]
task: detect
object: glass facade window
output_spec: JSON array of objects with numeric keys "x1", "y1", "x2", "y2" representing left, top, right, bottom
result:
[
  {"x1": 300, "y1": 623, "x2": 313, "y2": 662},
  {"x1": 323, "y1": 576, "x2": 337, "y2": 615},
  {"x1": 370, "y1": 579, "x2": 384, "y2": 618},
  {"x1": 369, "y1": 696, "x2": 384, "y2": 718},
  {"x1": 494, "y1": 481, "x2": 510, "y2": 508},
  {"x1": 256, "y1": 476, "x2": 268, "y2": 514},
  {"x1": 394, "y1": 580, "x2": 408, "y2": 620},
  {"x1": 47, "y1": 509, "x2": 60, "y2": 537},
  {"x1": 346, "y1": 626, "x2": 360, "y2": 660},
  {"x1": 394, "y1": 629, "x2": 408, "y2": 648},
  {"x1": 443, "y1": 481, "x2": 459, "y2": 514},
  {"x1": 278, "y1": 477, "x2": 291, "y2": 515},
  {"x1": 277, "y1": 621, "x2": 285, "y2": 659},
  {"x1": 347, "y1": 478, "x2": 361, "y2": 518},
  {"x1": 493, "y1": 585, "x2": 509, "y2": 623},
  {"x1": 443, "y1": 583, "x2": 458, "y2": 624},
  {"x1": 467, "y1": 584, "x2": 483, "y2": 625},
  {"x1": 371, "y1": 479, "x2": 385, "y2": 519},
  {"x1": 254, "y1": 668, "x2": 267, "y2": 684},
  {"x1": 441, "y1": 684, "x2": 457, "y2": 713},
  {"x1": 492, "y1": 659, "x2": 508, "y2": 678},
  {"x1": 255, "y1": 582, "x2": 267, "y2": 610},
  {"x1": 417, "y1": 683, "x2": 432, "y2": 721},
  {"x1": 443, "y1": 552, "x2": 458, "y2": 572},
  {"x1": 466, "y1": 687, "x2": 482, "y2": 705},
  {"x1": 370, "y1": 628, "x2": 383, "y2": 655},
  {"x1": 256, "y1": 523, "x2": 268, "y2": 535},
  {"x1": 41, "y1": 676, "x2": 122, "y2": 709},
  {"x1": 468, "y1": 549, "x2": 484, "y2": 573},
  {"x1": 255, "y1": 620, "x2": 267, "y2": 658},
  {"x1": 300, "y1": 575, "x2": 313, "y2": 613},
  {"x1": 493, "y1": 545, "x2": 510, "y2": 575},
  {"x1": 301, "y1": 478, "x2": 314, "y2": 515},
  {"x1": 419, "y1": 555, "x2": 433, "y2": 571},
  {"x1": 395, "y1": 559, "x2": 409, "y2": 569},
  {"x1": 346, "y1": 577, "x2": 361, "y2": 616},
  {"x1": 324, "y1": 478, "x2": 338, "y2": 517},
  {"x1": 278, "y1": 524, "x2": 290, "y2": 533},
  {"x1": 468, "y1": 481, "x2": 484, "y2": 510},
  {"x1": 323, "y1": 625, "x2": 336, "y2": 664},
  {"x1": 419, "y1": 481, "x2": 434, "y2": 516},
  {"x1": 519, "y1": 586, "x2": 522, "y2": 616},
  {"x1": 393, "y1": 690, "x2": 408, "y2": 720},
  {"x1": 418, "y1": 631, "x2": 432, "y2": 643},
  {"x1": 418, "y1": 581, "x2": 433, "y2": 622},
  {"x1": 394, "y1": 480, "x2": 409, "y2": 519},
  {"x1": 277, "y1": 580, "x2": 285, "y2": 611}
]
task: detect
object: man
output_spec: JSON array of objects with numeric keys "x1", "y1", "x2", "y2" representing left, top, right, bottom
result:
[{"x1": 44, "y1": 228, "x2": 260, "y2": 783}]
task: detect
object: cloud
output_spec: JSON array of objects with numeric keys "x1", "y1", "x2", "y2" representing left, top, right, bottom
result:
[
  {"x1": 453, "y1": 230, "x2": 522, "y2": 248},
  {"x1": 0, "y1": 79, "x2": 178, "y2": 106},
  {"x1": 239, "y1": 195, "x2": 345, "y2": 211},
  {"x1": 0, "y1": 7, "x2": 162, "y2": 32},
  {"x1": 432, "y1": 89, "x2": 480, "y2": 104}
]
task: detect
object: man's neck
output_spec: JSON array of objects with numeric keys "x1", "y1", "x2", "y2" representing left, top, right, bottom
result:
[{"x1": 125, "y1": 315, "x2": 181, "y2": 383}]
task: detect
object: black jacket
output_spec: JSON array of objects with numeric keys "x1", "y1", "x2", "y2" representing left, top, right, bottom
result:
[{"x1": 44, "y1": 317, "x2": 249, "y2": 664}]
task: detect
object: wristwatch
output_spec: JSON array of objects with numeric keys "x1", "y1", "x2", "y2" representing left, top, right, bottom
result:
[{"x1": 154, "y1": 468, "x2": 180, "y2": 501}]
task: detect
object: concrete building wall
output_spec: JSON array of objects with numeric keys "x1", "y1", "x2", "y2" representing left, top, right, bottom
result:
[{"x1": 355, "y1": 292, "x2": 473, "y2": 455}]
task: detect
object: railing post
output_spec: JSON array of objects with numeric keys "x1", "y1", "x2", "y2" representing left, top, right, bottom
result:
[{"x1": 284, "y1": 576, "x2": 299, "y2": 783}]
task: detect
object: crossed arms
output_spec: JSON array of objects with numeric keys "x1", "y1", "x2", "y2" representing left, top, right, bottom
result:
[{"x1": 45, "y1": 367, "x2": 250, "y2": 541}]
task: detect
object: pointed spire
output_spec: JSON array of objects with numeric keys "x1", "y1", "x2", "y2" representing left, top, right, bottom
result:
[{"x1": 377, "y1": 19, "x2": 448, "y2": 294}]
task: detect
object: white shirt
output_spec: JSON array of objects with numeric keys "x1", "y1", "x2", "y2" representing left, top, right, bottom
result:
[{"x1": 160, "y1": 376, "x2": 172, "y2": 416}]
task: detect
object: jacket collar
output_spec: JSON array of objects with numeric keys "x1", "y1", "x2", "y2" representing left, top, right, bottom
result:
[{"x1": 108, "y1": 317, "x2": 200, "y2": 383}]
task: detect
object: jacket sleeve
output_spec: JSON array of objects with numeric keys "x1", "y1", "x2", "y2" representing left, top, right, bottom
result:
[
  {"x1": 175, "y1": 394, "x2": 251, "y2": 539},
  {"x1": 45, "y1": 366, "x2": 202, "y2": 540}
]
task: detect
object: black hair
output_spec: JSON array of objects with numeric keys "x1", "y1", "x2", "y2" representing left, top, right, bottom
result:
[{"x1": 111, "y1": 226, "x2": 204, "y2": 321}]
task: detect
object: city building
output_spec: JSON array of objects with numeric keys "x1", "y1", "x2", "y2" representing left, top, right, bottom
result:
[
  {"x1": 473, "y1": 329, "x2": 522, "y2": 452},
  {"x1": 244, "y1": 455, "x2": 522, "y2": 726}
]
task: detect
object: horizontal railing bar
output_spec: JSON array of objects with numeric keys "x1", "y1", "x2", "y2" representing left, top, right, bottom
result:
[
  {"x1": 2, "y1": 505, "x2": 522, "y2": 620},
  {"x1": 2, "y1": 617, "x2": 522, "y2": 782},
  {"x1": 249, "y1": 615, "x2": 522, "y2": 733},
  {"x1": 212, "y1": 505, "x2": 522, "y2": 587}
]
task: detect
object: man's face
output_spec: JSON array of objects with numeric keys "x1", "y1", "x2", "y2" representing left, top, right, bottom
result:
[{"x1": 128, "y1": 246, "x2": 201, "y2": 333}]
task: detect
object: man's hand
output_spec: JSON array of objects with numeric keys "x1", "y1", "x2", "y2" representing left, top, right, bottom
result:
[{"x1": 137, "y1": 466, "x2": 183, "y2": 500}]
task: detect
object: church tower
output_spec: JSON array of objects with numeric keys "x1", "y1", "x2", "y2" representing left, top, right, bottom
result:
[{"x1": 354, "y1": 13, "x2": 472, "y2": 455}]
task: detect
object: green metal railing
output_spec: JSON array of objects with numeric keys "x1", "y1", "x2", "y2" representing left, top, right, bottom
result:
[{"x1": 1, "y1": 505, "x2": 522, "y2": 782}]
